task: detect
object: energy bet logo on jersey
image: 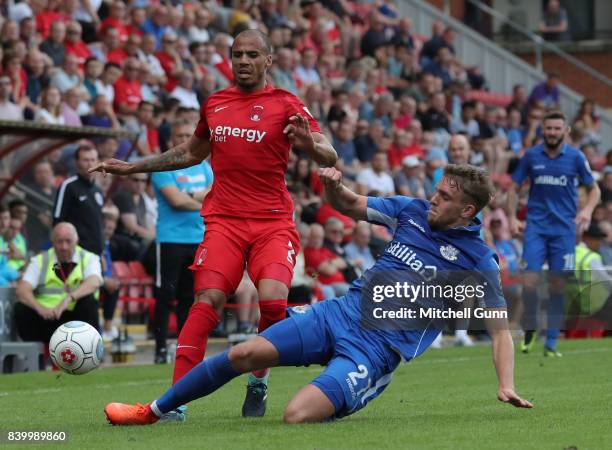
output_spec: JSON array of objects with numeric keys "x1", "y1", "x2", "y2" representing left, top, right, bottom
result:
[{"x1": 209, "y1": 125, "x2": 266, "y2": 143}]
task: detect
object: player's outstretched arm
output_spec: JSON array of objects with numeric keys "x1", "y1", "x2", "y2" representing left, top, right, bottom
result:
[
  {"x1": 89, "y1": 135, "x2": 211, "y2": 176},
  {"x1": 319, "y1": 167, "x2": 367, "y2": 221},
  {"x1": 284, "y1": 113, "x2": 337, "y2": 167},
  {"x1": 485, "y1": 314, "x2": 534, "y2": 409}
]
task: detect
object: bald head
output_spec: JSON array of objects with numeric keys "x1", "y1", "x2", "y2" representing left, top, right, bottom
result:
[
  {"x1": 233, "y1": 29, "x2": 272, "y2": 55},
  {"x1": 52, "y1": 222, "x2": 79, "y2": 262},
  {"x1": 448, "y1": 134, "x2": 471, "y2": 165}
]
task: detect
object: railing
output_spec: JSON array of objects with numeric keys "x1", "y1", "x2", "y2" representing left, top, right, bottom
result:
[
  {"x1": 466, "y1": 0, "x2": 612, "y2": 88},
  {"x1": 398, "y1": 0, "x2": 612, "y2": 147}
]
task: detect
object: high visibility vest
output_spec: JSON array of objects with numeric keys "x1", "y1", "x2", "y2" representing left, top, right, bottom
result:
[
  {"x1": 8, "y1": 233, "x2": 27, "y2": 270},
  {"x1": 567, "y1": 244, "x2": 609, "y2": 315},
  {"x1": 34, "y1": 246, "x2": 94, "y2": 310}
]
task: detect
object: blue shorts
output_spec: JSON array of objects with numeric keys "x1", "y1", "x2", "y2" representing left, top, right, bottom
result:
[
  {"x1": 522, "y1": 229, "x2": 576, "y2": 271},
  {"x1": 260, "y1": 299, "x2": 401, "y2": 419}
]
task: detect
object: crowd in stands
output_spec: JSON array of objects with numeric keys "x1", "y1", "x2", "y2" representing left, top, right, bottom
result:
[{"x1": 0, "y1": 0, "x2": 610, "y2": 341}]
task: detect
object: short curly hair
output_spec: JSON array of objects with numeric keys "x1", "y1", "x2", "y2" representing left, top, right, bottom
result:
[{"x1": 443, "y1": 164, "x2": 495, "y2": 215}]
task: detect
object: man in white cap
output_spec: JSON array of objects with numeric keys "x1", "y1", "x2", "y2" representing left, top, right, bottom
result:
[{"x1": 394, "y1": 155, "x2": 426, "y2": 198}]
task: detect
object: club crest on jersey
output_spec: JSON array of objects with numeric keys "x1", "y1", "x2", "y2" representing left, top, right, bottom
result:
[
  {"x1": 440, "y1": 245, "x2": 459, "y2": 261},
  {"x1": 250, "y1": 105, "x2": 264, "y2": 121}
]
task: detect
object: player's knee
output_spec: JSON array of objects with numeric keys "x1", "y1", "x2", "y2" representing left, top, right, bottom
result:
[
  {"x1": 283, "y1": 405, "x2": 310, "y2": 424},
  {"x1": 194, "y1": 289, "x2": 226, "y2": 309},
  {"x1": 228, "y1": 342, "x2": 256, "y2": 372}
]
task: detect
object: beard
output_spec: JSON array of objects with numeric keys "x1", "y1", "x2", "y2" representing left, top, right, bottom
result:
[{"x1": 544, "y1": 134, "x2": 564, "y2": 150}]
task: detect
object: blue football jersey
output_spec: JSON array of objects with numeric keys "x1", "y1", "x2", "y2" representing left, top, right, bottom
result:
[
  {"x1": 339, "y1": 196, "x2": 505, "y2": 360},
  {"x1": 511, "y1": 143, "x2": 594, "y2": 235}
]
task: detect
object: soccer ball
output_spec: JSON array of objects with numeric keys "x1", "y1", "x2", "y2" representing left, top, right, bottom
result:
[{"x1": 49, "y1": 321, "x2": 104, "y2": 374}]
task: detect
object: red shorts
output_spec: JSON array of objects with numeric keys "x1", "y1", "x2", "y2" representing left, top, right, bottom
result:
[{"x1": 190, "y1": 216, "x2": 300, "y2": 295}]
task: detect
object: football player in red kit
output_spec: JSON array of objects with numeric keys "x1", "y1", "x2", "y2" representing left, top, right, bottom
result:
[{"x1": 91, "y1": 29, "x2": 337, "y2": 418}]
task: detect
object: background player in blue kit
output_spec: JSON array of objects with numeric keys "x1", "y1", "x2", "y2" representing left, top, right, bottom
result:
[
  {"x1": 104, "y1": 164, "x2": 533, "y2": 426},
  {"x1": 508, "y1": 111, "x2": 601, "y2": 356}
]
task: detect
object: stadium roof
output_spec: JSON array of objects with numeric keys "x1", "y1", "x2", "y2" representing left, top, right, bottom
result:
[{"x1": 0, "y1": 121, "x2": 136, "y2": 201}]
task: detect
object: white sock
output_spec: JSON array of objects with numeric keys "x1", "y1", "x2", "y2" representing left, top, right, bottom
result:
[{"x1": 150, "y1": 400, "x2": 162, "y2": 417}]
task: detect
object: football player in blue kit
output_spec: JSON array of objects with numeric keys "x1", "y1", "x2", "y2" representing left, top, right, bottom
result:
[
  {"x1": 105, "y1": 164, "x2": 533, "y2": 426},
  {"x1": 508, "y1": 111, "x2": 600, "y2": 356}
]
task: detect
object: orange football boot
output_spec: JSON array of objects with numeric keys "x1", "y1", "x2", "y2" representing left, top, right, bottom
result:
[{"x1": 104, "y1": 402, "x2": 160, "y2": 426}]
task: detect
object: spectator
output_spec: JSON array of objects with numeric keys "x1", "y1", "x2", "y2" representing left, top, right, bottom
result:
[
  {"x1": 81, "y1": 94, "x2": 120, "y2": 129},
  {"x1": 451, "y1": 100, "x2": 479, "y2": 138},
  {"x1": 507, "y1": 84, "x2": 528, "y2": 118},
  {"x1": 357, "y1": 151, "x2": 395, "y2": 196},
  {"x1": 295, "y1": 47, "x2": 321, "y2": 88},
  {"x1": 112, "y1": 173, "x2": 156, "y2": 257},
  {"x1": 4, "y1": 215, "x2": 27, "y2": 271},
  {"x1": 423, "y1": 46, "x2": 453, "y2": 89},
  {"x1": 332, "y1": 120, "x2": 360, "y2": 179},
  {"x1": 0, "y1": 204, "x2": 20, "y2": 286},
  {"x1": 14, "y1": 222, "x2": 102, "y2": 345},
  {"x1": 142, "y1": 5, "x2": 170, "y2": 49},
  {"x1": 420, "y1": 23, "x2": 454, "y2": 66},
  {"x1": 96, "y1": 62, "x2": 122, "y2": 104},
  {"x1": 304, "y1": 223, "x2": 349, "y2": 299},
  {"x1": 60, "y1": 87, "x2": 84, "y2": 126},
  {"x1": 0, "y1": 75, "x2": 23, "y2": 120},
  {"x1": 490, "y1": 219, "x2": 522, "y2": 328},
  {"x1": 113, "y1": 57, "x2": 143, "y2": 117},
  {"x1": 394, "y1": 156, "x2": 426, "y2": 199},
  {"x1": 189, "y1": 7, "x2": 212, "y2": 44},
  {"x1": 53, "y1": 145, "x2": 104, "y2": 256},
  {"x1": 50, "y1": 53, "x2": 81, "y2": 94},
  {"x1": 506, "y1": 108, "x2": 524, "y2": 155},
  {"x1": 528, "y1": 72, "x2": 560, "y2": 110},
  {"x1": 421, "y1": 91, "x2": 451, "y2": 132},
  {"x1": 100, "y1": 206, "x2": 121, "y2": 341},
  {"x1": 83, "y1": 57, "x2": 103, "y2": 99},
  {"x1": 289, "y1": 222, "x2": 315, "y2": 303},
  {"x1": 361, "y1": 11, "x2": 388, "y2": 57},
  {"x1": 64, "y1": 21, "x2": 91, "y2": 68},
  {"x1": 24, "y1": 50, "x2": 49, "y2": 108},
  {"x1": 39, "y1": 20, "x2": 66, "y2": 67},
  {"x1": 150, "y1": 119, "x2": 213, "y2": 362},
  {"x1": 271, "y1": 47, "x2": 298, "y2": 95},
  {"x1": 388, "y1": 129, "x2": 423, "y2": 169},
  {"x1": 140, "y1": 34, "x2": 167, "y2": 87},
  {"x1": 344, "y1": 221, "x2": 376, "y2": 274},
  {"x1": 170, "y1": 70, "x2": 200, "y2": 110},
  {"x1": 539, "y1": 0, "x2": 570, "y2": 41},
  {"x1": 35, "y1": 86, "x2": 65, "y2": 125},
  {"x1": 25, "y1": 161, "x2": 57, "y2": 251},
  {"x1": 99, "y1": 1, "x2": 129, "y2": 44},
  {"x1": 125, "y1": 101, "x2": 159, "y2": 158},
  {"x1": 355, "y1": 119, "x2": 384, "y2": 163},
  {"x1": 156, "y1": 31, "x2": 183, "y2": 93},
  {"x1": 391, "y1": 17, "x2": 415, "y2": 50}
]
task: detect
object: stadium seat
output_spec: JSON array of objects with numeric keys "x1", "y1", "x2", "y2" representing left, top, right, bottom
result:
[
  {"x1": 466, "y1": 90, "x2": 512, "y2": 107},
  {"x1": 0, "y1": 342, "x2": 46, "y2": 373}
]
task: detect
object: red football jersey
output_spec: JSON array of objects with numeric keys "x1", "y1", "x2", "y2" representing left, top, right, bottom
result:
[{"x1": 194, "y1": 85, "x2": 321, "y2": 219}]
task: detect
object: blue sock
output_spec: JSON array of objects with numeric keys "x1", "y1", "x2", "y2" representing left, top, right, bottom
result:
[
  {"x1": 153, "y1": 351, "x2": 240, "y2": 414},
  {"x1": 545, "y1": 293, "x2": 565, "y2": 349}
]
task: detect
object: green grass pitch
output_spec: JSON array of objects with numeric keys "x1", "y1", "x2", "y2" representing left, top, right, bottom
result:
[{"x1": 2, "y1": 338, "x2": 611, "y2": 450}]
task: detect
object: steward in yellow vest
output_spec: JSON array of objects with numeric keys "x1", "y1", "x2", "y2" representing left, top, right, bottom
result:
[{"x1": 14, "y1": 222, "x2": 103, "y2": 343}]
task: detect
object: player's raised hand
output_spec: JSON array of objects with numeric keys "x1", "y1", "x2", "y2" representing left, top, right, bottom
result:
[
  {"x1": 284, "y1": 114, "x2": 315, "y2": 152},
  {"x1": 88, "y1": 158, "x2": 135, "y2": 176},
  {"x1": 319, "y1": 167, "x2": 343, "y2": 192},
  {"x1": 497, "y1": 388, "x2": 534, "y2": 409}
]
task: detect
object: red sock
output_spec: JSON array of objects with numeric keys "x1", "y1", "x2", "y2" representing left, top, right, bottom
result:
[
  {"x1": 172, "y1": 302, "x2": 219, "y2": 384},
  {"x1": 252, "y1": 299, "x2": 287, "y2": 378}
]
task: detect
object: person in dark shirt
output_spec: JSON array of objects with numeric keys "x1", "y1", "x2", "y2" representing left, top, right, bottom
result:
[
  {"x1": 53, "y1": 145, "x2": 105, "y2": 256},
  {"x1": 360, "y1": 11, "x2": 388, "y2": 57},
  {"x1": 421, "y1": 92, "x2": 450, "y2": 132}
]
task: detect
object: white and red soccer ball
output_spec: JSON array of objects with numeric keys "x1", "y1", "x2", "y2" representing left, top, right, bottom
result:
[{"x1": 49, "y1": 321, "x2": 104, "y2": 374}]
